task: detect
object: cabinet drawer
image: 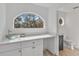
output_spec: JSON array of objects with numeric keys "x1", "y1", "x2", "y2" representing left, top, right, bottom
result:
[
  {"x1": 0, "y1": 42, "x2": 20, "y2": 52},
  {"x1": 21, "y1": 39, "x2": 43, "y2": 48},
  {"x1": 22, "y1": 46, "x2": 33, "y2": 56},
  {"x1": 0, "y1": 49, "x2": 20, "y2": 56},
  {"x1": 22, "y1": 45, "x2": 43, "y2": 56}
]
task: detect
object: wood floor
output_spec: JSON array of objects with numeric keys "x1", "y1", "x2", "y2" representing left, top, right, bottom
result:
[
  {"x1": 59, "y1": 48, "x2": 79, "y2": 56},
  {"x1": 43, "y1": 49, "x2": 56, "y2": 56},
  {"x1": 43, "y1": 48, "x2": 79, "y2": 56}
]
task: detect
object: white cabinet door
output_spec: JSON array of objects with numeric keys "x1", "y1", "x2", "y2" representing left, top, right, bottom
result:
[
  {"x1": 22, "y1": 47, "x2": 34, "y2": 56},
  {"x1": 0, "y1": 49, "x2": 20, "y2": 56},
  {"x1": 33, "y1": 45, "x2": 43, "y2": 56}
]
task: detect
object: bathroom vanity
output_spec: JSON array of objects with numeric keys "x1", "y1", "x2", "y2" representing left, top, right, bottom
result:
[
  {"x1": 0, "y1": 34, "x2": 54, "y2": 56},
  {"x1": 0, "y1": 39, "x2": 43, "y2": 56}
]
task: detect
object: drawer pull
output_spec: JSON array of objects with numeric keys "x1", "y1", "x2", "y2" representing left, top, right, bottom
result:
[
  {"x1": 32, "y1": 42, "x2": 35, "y2": 44},
  {"x1": 19, "y1": 50, "x2": 21, "y2": 52},
  {"x1": 32, "y1": 47, "x2": 35, "y2": 49}
]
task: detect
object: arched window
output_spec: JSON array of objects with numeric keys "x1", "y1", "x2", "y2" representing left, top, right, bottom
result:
[{"x1": 14, "y1": 12, "x2": 44, "y2": 28}]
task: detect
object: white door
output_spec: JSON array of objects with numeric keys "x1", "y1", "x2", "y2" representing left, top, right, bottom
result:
[
  {"x1": 0, "y1": 49, "x2": 20, "y2": 56},
  {"x1": 22, "y1": 47, "x2": 33, "y2": 56}
]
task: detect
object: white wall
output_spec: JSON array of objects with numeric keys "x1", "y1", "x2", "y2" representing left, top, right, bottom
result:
[
  {"x1": 48, "y1": 7, "x2": 57, "y2": 34},
  {"x1": 5, "y1": 3, "x2": 49, "y2": 35},
  {"x1": 47, "y1": 6, "x2": 59, "y2": 55},
  {"x1": 65, "y1": 13, "x2": 79, "y2": 49},
  {"x1": 0, "y1": 4, "x2": 6, "y2": 41}
]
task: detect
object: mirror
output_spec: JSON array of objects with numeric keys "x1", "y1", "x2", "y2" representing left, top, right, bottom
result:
[
  {"x1": 14, "y1": 13, "x2": 44, "y2": 28},
  {"x1": 59, "y1": 17, "x2": 64, "y2": 26}
]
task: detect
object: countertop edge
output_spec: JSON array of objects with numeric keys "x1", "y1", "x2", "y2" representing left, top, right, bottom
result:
[{"x1": 0, "y1": 34, "x2": 56, "y2": 44}]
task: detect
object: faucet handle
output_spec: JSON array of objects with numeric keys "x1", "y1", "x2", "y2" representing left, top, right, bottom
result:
[{"x1": 20, "y1": 33, "x2": 25, "y2": 37}]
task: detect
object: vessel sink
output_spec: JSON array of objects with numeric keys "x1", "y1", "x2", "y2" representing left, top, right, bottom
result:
[
  {"x1": 6, "y1": 33, "x2": 26, "y2": 40},
  {"x1": 6, "y1": 34, "x2": 20, "y2": 40}
]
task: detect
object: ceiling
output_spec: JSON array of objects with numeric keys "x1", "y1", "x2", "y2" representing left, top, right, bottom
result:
[
  {"x1": 56, "y1": 3, "x2": 79, "y2": 12},
  {"x1": 33, "y1": 3, "x2": 53, "y2": 8},
  {"x1": 34, "y1": 3, "x2": 79, "y2": 13}
]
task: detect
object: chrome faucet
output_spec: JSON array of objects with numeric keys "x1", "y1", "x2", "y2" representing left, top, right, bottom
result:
[{"x1": 8, "y1": 29, "x2": 12, "y2": 34}]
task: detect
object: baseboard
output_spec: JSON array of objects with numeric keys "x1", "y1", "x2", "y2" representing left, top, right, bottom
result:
[
  {"x1": 43, "y1": 49, "x2": 57, "y2": 56},
  {"x1": 74, "y1": 47, "x2": 79, "y2": 50}
]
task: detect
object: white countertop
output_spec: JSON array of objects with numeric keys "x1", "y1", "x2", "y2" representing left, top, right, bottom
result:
[{"x1": 0, "y1": 34, "x2": 55, "y2": 44}]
